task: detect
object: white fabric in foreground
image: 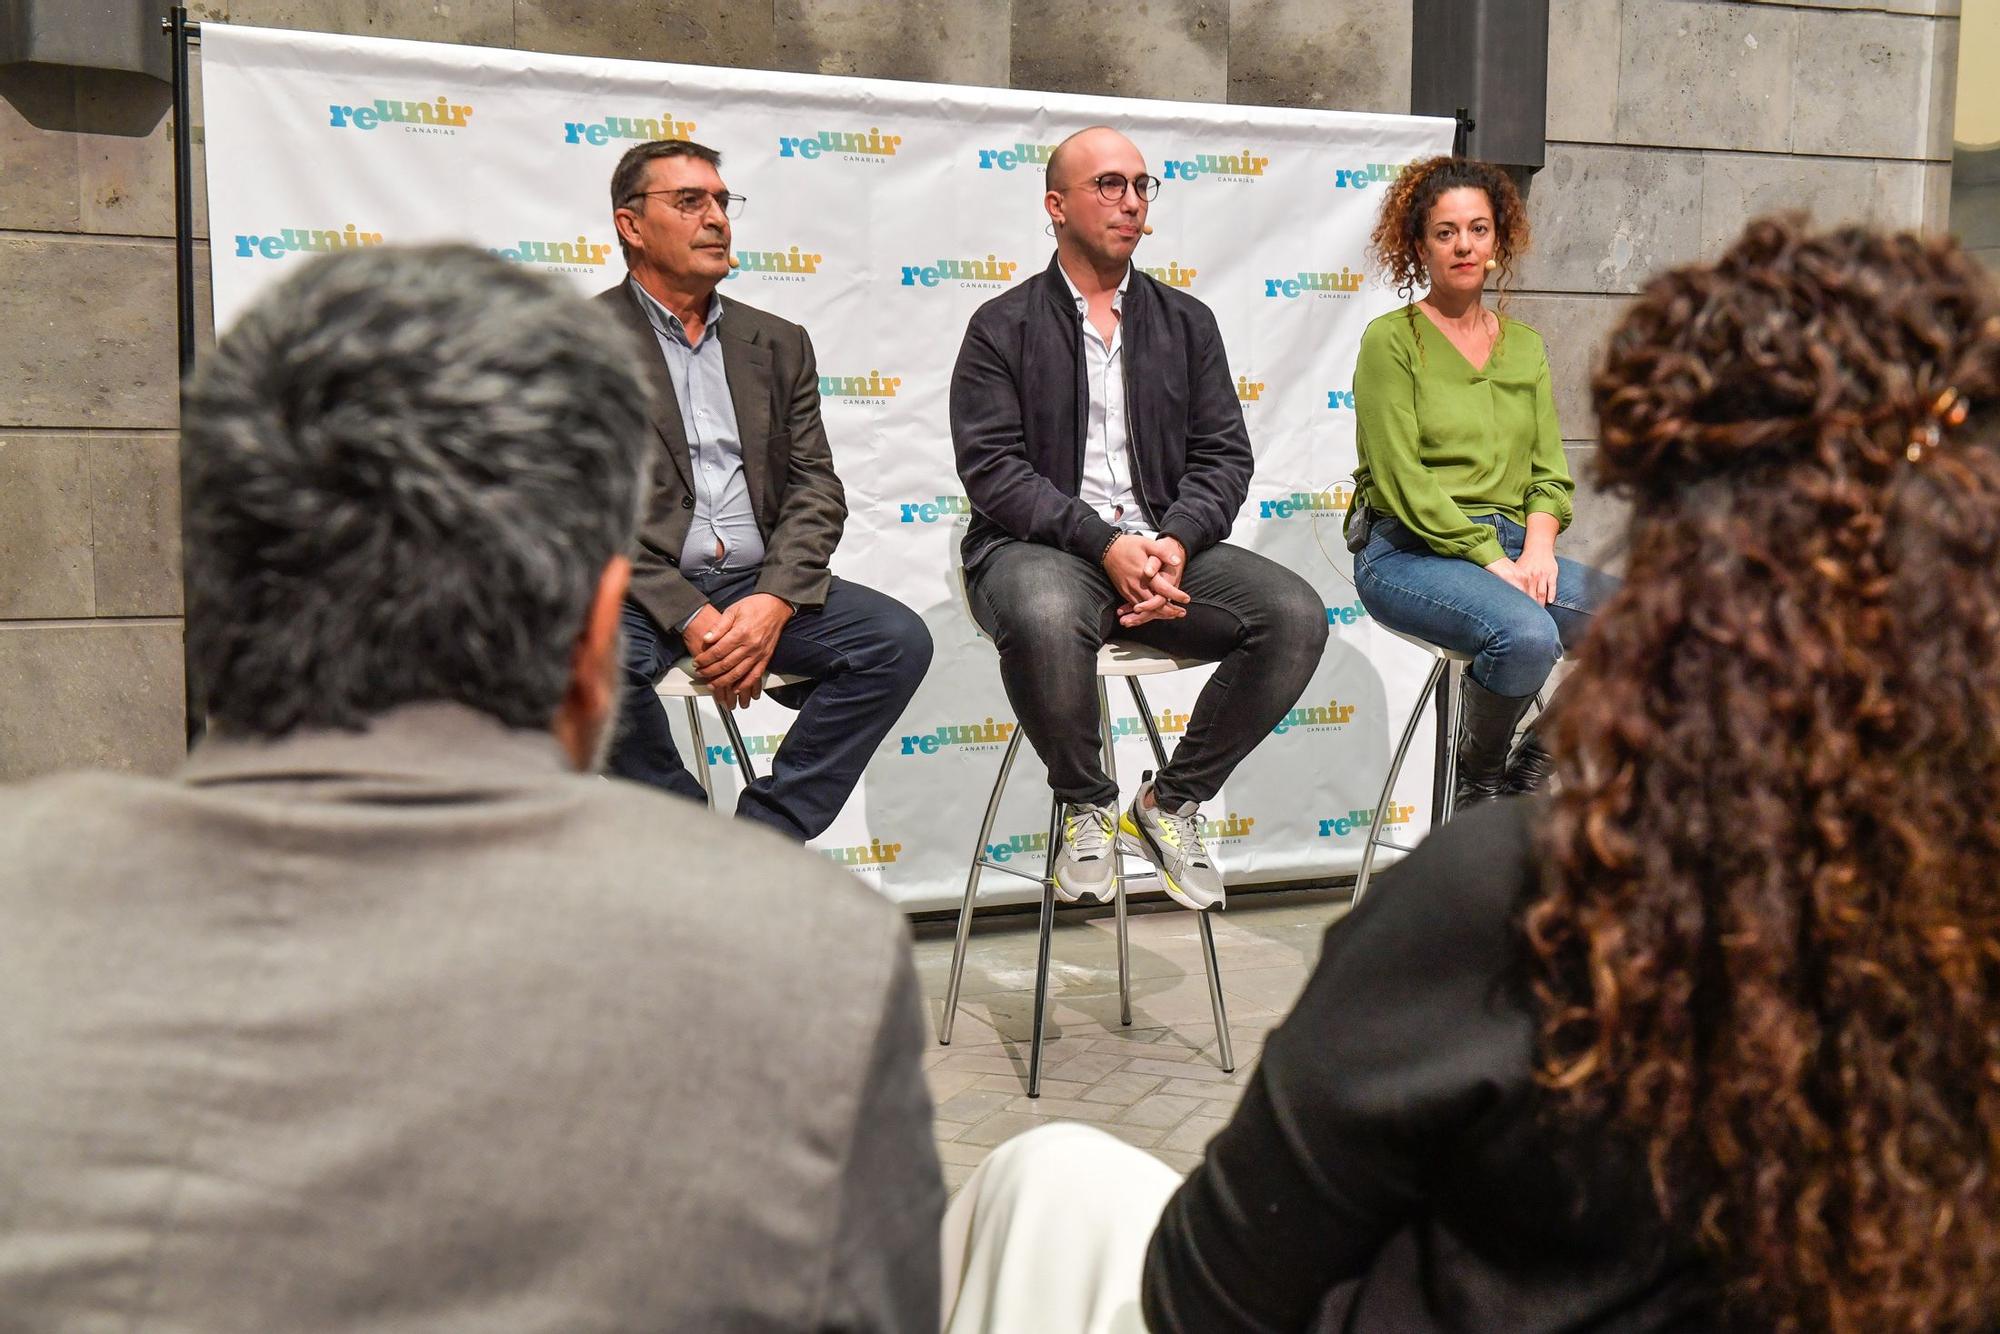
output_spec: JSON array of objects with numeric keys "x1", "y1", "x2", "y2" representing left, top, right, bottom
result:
[{"x1": 940, "y1": 1122, "x2": 1182, "y2": 1334}]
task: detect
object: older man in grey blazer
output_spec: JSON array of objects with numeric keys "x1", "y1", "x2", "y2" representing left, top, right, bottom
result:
[{"x1": 0, "y1": 246, "x2": 943, "y2": 1331}]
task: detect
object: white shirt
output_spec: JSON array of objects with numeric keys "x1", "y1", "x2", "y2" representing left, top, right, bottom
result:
[{"x1": 1060, "y1": 264, "x2": 1150, "y2": 535}]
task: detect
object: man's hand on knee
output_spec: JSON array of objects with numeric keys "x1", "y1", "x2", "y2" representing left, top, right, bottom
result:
[{"x1": 687, "y1": 594, "x2": 793, "y2": 709}]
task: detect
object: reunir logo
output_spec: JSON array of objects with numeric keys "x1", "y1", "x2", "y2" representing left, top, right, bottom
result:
[
  {"x1": 899, "y1": 255, "x2": 1018, "y2": 288},
  {"x1": 233, "y1": 224, "x2": 382, "y2": 260},
  {"x1": 1326, "y1": 388, "x2": 1355, "y2": 409},
  {"x1": 1325, "y1": 599, "x2": 1370, "y2": 627},
  {"x1": 494, "y1": 235, "x2": 614, "y2": 269},
  {"x1": 1236, "y1": 375, "x2": 1265, "y2": 403},
  {"x1": 820, "y1": 370, "x2": 901, "y2": 399},
  {"x1": 329, "y1": 95, "x2": 472, "y2": 133},
  {"x1": 1257, "y1": 485, "x2": 1352, "y2": 520},
  {"x1": 1161, "y1": 149, "x2": 1270, "y2": 182},
  {"x1": 899, "y1": 717, "x2": 1015, "y2": 754},
  {"x1": 1317, "y1": 803, "x2": 1415, "y2": 838},
  {"x1": 727, "y1": 246, "x2": 824, "y2": 283},
  {"x1": 1264, "y1": 267, "x2": 1365, "y2": 299},
  {"x1": 977, "y1": 142, "x2": 1054, "y2": 171},
  {"x1": 1271, "y1": 697, "x2": 1357, "y2": 735},
  {"x1": 1139, "y1": 260, "x2": 1197, "y2": 289},
  {"x1": 563, "y1": 112, "x2": 697, "y2": 146},
  {"x1": 898, "y1": 495, "x2": 971, "y2": 524},
  {"x1": 1334, "y1": 162, "x2": 1410, "y2": 190},
  {"x1": 821, "y1": 837, "x2": 904, "y2": 868},
  {"x1": 778, "y1": 127, "x2": 903, "y2": 160},
  {"x1": 703, "y1": 731, "x2": 785, "y2": 768}
]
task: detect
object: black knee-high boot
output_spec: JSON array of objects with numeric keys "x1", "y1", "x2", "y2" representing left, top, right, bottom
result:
[
  {"x1": 1503, "y1": 675, "x2": 1571, "y2": 796},
  {"x1": 1455, "y1": 675, "x2": 1536, "y2": 809}
]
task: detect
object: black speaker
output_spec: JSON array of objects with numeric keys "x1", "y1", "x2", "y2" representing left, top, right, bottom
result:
[
  {"x1": 1410, "y1": 0, "x2": 1550, "y2": 172},
  {"x1": 0, "y1": 0, "x2": 174, "y2": 84}
]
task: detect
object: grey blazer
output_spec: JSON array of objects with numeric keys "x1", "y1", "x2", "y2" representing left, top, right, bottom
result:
[
  {"x1": 0, "y1": 704, "x2": 943, "y2": 1332},
  {"x1": 597, "y1": 280, "x2": 849, "y2": 633}
]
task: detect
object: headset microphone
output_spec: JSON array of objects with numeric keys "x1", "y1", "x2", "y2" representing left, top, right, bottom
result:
[
  {"x1": 727, "y1": 254, "x2": 740, "y2": 268},
  {"x1": 1483, "y1": 258, "x2": 1497, "y2": 271},
  {"x1": 1142, "y1": 225, "x2": 1154, "y2": 236}
]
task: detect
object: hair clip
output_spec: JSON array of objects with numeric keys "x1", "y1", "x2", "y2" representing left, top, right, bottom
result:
[{"x1": 1908, "y1": 386, "x2": 1971, "y2": 462}]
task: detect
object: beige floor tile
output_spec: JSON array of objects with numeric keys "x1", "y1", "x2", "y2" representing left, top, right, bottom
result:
[
  {"x1": 975, "y1": 1072, "x2": 1083, "y2": 1099},
  {"x1": 935, "y1": 1139, "x2": 995, "y2": 1168},
  {"x1": 1003, "y1": 1095, "x2": 1126, "y2": 1124},
  {"x1": 1078, "y1": 1071, "x2": 1164, "y2": 1106},
  {"x1": 1156, "y1": 1076, "x2": 1249, "y2": 1104},
  {"x1": 934, "y1": 1087, "x2": 1018, "y2": 1124},
  {"x1": 1219, "y1": 963, "x2": 1312, "y2": 1013},
  {"x1": 1159, "y1": 1114, "x2": 1231, "y2": 1155},
  {"x1": 954, "y1": 1109, "x2": 1057, "y2": 1147},
  {"x1": 925, "y1": 1068, "x2": 984, "y2": 1103},
  {"x1": 1096, "y1": 1121, "x2": 1169, "y2": 1150},
  {"x1": 1149, "y1": 1149, "x2": 1203, "y2": 1174},
  {"x1": 1037, "y1": 1050, "x2": 1129, "y2": 1085},
  {"x1": 1124, "y1": 1056, "x2": 1230, "y2": 1083},
  {"x1": 1120, "y1": 1092, "x2": 1206, "y2": 1129}
]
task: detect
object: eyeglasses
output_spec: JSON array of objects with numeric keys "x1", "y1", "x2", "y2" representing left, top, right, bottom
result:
[
  {"x1": 1057, "y1": 173, "x2": 1161, "y2": 203},
  {"x1": 624, "y1": 188, "x2": 746, "y2": 219}
]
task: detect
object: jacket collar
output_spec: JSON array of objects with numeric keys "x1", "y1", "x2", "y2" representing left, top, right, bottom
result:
[{"x1": 180, "y1": 702, "x2": 572, "y2": 789}]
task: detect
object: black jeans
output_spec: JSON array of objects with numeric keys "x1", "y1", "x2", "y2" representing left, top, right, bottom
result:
[
  {"x1": 608, "y1": 569, "x2": 933, "y2": 840},
  {"x1": 967, "y1": 540, "x2": 1327, "y2": 809}
]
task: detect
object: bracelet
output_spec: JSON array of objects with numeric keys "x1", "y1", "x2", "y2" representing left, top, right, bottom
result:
[{"x1": 1101, "y1": 531, "x2": 1127, "y2": 561}]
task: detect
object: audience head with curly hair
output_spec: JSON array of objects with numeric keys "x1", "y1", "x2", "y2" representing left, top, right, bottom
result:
[{"x1": 1528, "y1": 217, "x2": 2000, "y2": 1333}]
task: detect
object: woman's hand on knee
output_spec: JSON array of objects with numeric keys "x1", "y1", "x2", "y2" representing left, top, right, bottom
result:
[
  {"x1": 1513, "y1": 548, "x2": 1559, "y2": 606},
  {"x1": 1483, "y1": 554, "x2": 1546, "y2": 605}
]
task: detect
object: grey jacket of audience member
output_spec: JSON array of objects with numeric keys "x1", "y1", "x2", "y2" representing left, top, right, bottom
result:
[
  {"x1": 597, "y1": 281, "x2": 848, "y2": 633},
  {"x1": 949, "y1": 253, "x2": 1255, "y2": 573},
  {"x1": 0, "y1": 703, "x2": 943, "y2": 1332}
]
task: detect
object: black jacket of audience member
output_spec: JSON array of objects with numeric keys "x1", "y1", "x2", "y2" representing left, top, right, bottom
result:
[
  {"x1": 1144, "y1": 798, "x2": 1718, "y2": 1333},
  {"x1": 949, "y1": 254, "x2": 1253, "y2": 573}
]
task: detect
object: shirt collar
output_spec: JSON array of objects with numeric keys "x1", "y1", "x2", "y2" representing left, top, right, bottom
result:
[
  {"x1": 629, "y1": 276, "x2": 724, "y2": 347},
  {"x1": 1058, "y1": 262, "x2": 1131, "y2": 316}
]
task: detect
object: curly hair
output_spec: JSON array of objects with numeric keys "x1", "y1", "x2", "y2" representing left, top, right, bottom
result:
[
  {"x1": 1365, "y1": 154, "x2": 1530, "y2": 303},
  {"x1": 1526, "y1": 217, "x2": 2000, "y2": 1332}
]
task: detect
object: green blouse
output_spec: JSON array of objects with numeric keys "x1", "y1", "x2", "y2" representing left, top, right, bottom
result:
[{"x1": 1352, "y1": 306, "x2": 1574, "y2": 568}]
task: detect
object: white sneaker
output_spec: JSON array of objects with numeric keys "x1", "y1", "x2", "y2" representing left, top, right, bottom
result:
[
  {"x1": 1118, "y1": 777, "x2": 1225, "y2": 911},
  {"x1": 1052, "y1": 802, "x2": 1118, "y2": 905}
]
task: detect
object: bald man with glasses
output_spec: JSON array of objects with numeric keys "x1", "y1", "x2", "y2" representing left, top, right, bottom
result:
[
  {"x1": 599, "y1": 138, "x2": 932, "y2": 840},
  {"x1": 950, "y1": 125, "x2": 1327, "y2": 913}
]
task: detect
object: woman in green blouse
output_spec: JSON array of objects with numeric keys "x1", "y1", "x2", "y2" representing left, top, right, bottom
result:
[{"x1": 1349, "y1": 156, "x2": 1614, "y2": 805}]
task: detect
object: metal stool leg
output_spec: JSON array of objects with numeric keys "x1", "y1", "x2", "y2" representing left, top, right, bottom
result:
[
  {"x1": 939, "y1": 728, "x2": 1025, "y2": 1045},
  {"x1": 684, "y1": 698, "x2": 713, "y2": 807},
  {"x1": 1437, "y1": 660, "x2": 1463, "y2": 828},
  {"x1": 1096, "y1": 678, "x2": 1131, "y2": 1027},
  {"x1": 716, "y1": 705, "x2": 760, "y2": 786},
  {"x1": 1126, "y1": 677, "x2": 1233, "y2": 1072},
  {"x1": 1354, "y1": 657, "x2": 1446, "y2": 906},
  {"x1": 1028, "y1": 798, "x2": 1062, "y2": 1098}
]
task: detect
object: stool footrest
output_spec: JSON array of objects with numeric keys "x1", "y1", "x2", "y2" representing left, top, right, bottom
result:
[{"x1": 975, "y1": 859, "x2": 1046, "y2": 885}]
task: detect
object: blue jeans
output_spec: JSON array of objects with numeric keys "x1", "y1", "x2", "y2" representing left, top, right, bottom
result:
[
  {"x1": 607, "y1": 570, "x2": 932, "y2": 840},
  {"x1": 1353, "y1": 514, "x2": 1616, "y2": 698}
]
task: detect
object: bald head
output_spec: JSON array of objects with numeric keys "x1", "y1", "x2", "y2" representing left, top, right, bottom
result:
[{"x1": 1046, "y1": 126, "x2": 1141, "y2": 194}]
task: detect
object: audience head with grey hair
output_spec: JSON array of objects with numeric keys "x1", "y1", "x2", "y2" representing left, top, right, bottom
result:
[{"x1": 182, "y1": 243, "x2": 650, "y2": 763}]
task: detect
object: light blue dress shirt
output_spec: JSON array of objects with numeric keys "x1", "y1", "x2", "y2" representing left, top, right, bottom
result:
[{"x1": 629, "y1": 278, "x2": 766, "y2": 577}]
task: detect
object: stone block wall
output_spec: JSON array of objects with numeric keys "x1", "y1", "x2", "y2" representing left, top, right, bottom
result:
[{"x1": 0, "y1": 0, "x2": 1959, "y2": 776}]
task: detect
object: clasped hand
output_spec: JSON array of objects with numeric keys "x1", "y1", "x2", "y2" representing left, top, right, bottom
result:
[
  {"x1": 683, "y1": 593, "x2": 793, "y2": 710},
  {"x1": 1104, "y1": 534, "x2": 1192, "y2": 628}
]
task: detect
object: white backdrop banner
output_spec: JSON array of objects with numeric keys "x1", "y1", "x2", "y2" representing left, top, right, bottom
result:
[{"x1": 199, "y1": 23, "x2": 1456, "y2": 910}]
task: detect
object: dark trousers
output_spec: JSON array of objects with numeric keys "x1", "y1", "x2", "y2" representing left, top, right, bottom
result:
[
  {"x1": 966, "y1": 540, "x2": 1327, "y2": 810},
  {"x1": 608, "y1": 569, "x2": 933, "y2": 840}
]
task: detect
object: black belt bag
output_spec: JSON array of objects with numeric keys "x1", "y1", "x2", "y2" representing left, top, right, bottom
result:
[{"x1": 1343, "y1": 492, "x2": 1376, "y2": 553}]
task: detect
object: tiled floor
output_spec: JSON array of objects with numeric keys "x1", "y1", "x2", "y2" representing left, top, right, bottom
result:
[{"x1": 910, "y1": 888, "x2": 1352, "y2": 1192}]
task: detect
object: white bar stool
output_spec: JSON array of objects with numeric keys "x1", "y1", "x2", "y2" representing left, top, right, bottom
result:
[
  {"x1": 1352, "y1": 627, "x2": 1471, "y2": 905},
  {"x1": 654, "y1": 658, "x2": 810, "y2": 806},
  {"x1": 936, "y1": 550, "x2": 1234, "y2": 1097}
]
